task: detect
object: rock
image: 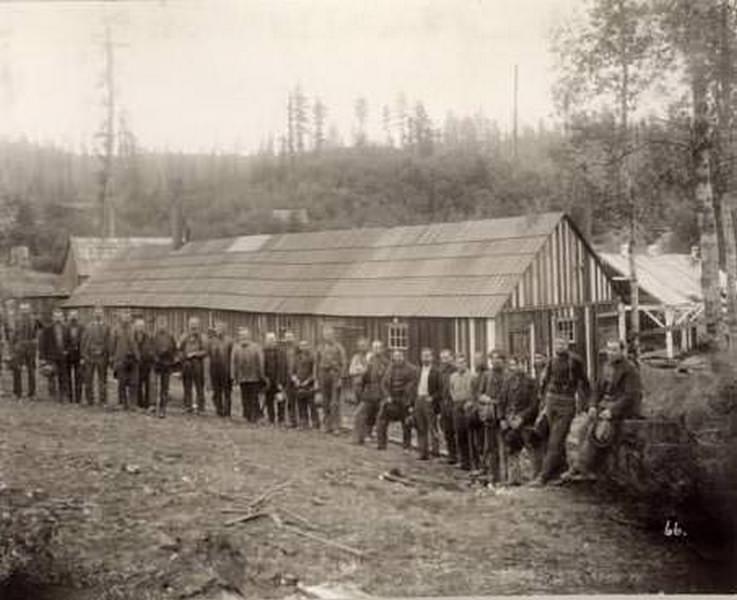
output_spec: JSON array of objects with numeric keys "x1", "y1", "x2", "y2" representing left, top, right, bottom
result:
[{"x1": 122, "y1": 463, "x2": 141, "y2": 474}]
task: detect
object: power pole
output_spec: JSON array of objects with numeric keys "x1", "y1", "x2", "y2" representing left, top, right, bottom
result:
[{"x1": 513, "y1": 63, "x2": 519, "y2": 161}]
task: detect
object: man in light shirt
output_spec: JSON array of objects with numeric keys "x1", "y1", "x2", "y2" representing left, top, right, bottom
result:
[
  {"x1": 449, "y1": 354, "x2": 476, "y2": 471},
  {"x1": 414, "y1": 347, "x2": 441, "y2": 460}
]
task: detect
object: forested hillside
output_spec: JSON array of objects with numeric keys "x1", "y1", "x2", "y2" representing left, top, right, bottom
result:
[{"x1": 0, "y1": 108, "x2": 697, "y2": 273}]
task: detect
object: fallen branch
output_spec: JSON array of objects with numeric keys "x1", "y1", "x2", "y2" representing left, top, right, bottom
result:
[
  {"x1": 378, "y1": 472, "x2": 415, "y2": 487},
  {"x1": 281, "y1": 523, "x2": 366, "y2": 560},
  {"x1": 247, "y1": 479, "x2": 292, "y2": 510},
  {"x1": 224, "y1": 511, "x2": 271, "y2": 527}
]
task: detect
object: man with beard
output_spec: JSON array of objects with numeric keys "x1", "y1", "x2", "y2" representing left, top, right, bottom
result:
[
  {"x1": 208, "y1": 321, "x2": 233, "y2": 417},
  {"x1": 81, "y1": 305, "x2": 110, "y2": 406},
  {"x1": 152, "y1": 316, "x2": 177, "y2": 418},
  {"x1": 561, "y1": 339, "x2": 641, "y2": 482},
  {"x1": 39, "y1": 308, "x2": 70, "y2": 403},
  {"x1": 263, "y1": 331, "x2": 288, "y2": 425},
  {"x1": 500, "y1": 356, "x2": 539, "y2": 485},
  {"x1": 231, "y1": 327, "x2": 264, "y2": 423},
  {"x1": 449, "y1": 354, "x2": 476, "y2": 471},
  {"x1": 111, "y1": 310, "x2": 139, "y2": 410},
  {"x1": 282, "y1": 330, "x2": 298, "y2": 427},
  {"x1": 293, "y1": 339, "x2": 317, "y2": 429},
  {"x1": 353, "y1": 340, "x2": 388, "y2": 444},
  {"x1": 438, "y1": 349, "x2": 457, "y2": 464},
  {"x1": 315, "y1": 325, "x2": 347, "y2": 434},
  {"x1": 476, "y1": 349, "x2": 507, "y2": 484},
  {"x1": 179, "y1": 317, "x2": 208, "y2": 414},
  {"x1": 413, "y1": 347, "x2": 442, "y2": 460},
  {"x1": 530, "y1": 337, "x2": 590, "y2": 486},
  {"x1": 376, "y1": 349, "x2": 418, "y2": 451},
  {"x1": 10, "y1": 302, "x2": 38, "y2": 401},
  {"x1": 66, "y1": 310, "x2": 85, "y2": 404}
]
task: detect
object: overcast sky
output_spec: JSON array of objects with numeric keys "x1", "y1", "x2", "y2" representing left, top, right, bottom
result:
[{"x1": 0, "y1": 0, "x2": 580, "y2": 154}]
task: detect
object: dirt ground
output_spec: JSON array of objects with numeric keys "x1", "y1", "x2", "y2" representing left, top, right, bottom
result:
[{"x1": 0, "y1": 373, "x2": 734, "y2": 599}]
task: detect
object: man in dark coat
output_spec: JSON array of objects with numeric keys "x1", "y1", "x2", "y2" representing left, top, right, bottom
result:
[
  {"x1": 111, "y1": 310, "x2": 139, "y2": 410},
  {"x1": 376, "y1": 349, "x2": 418, "y2": 451},
  {"x1": 282, "y1": 330, "x2": 298, "y2": 427},
  {"x1": 263, "y1": 331, "x2": 288, "y2": 425},
  {"x1": 179, "y1": 317, "x2": 207, "y2": 414},
  {"x1": 531, "y1": 337, "x2": 591, "y2": 486},
  {"x1": 66, "y1": 310, "x2": 85, "y2": 403},
  {"x1": 81, "y1": 305, "x2": 110, "y2": 405},
  {"x1": 438, "y1": 349, "x2": 457, "y2": 464},
  {"x1": 152, "y1": 315, "x2": 177, "y2": 418},
  {"x1": 208, "y1": 320, "x2": 233, "y2": 418},
  {"x1": 9, "y1": 302, "x2": 38, "y2": 400},
  {"x1": 39, "y1": 308, "x2": 70, "y2": 402},
  {"x1": 468, "y1": 351, "x2": 489, "y2": 471},
  {"x1": 413, "y1": 347, "x2": 442, "y2": 460},
  {"x1": 293, "y1": 340, "x2": 317, "y2": 429},
  {"x1": 476, "y1": 349, "x2": 507, "y2": 483},
  {"x1": 315, "y1": 325, "x2": 347, "y2": 434},
  {"x1": 353, "y1": 340, "x2": 389, "y2": 445},
  {"x1": 563, "y1": 338, "x2": 642, "y2": 481},
  {"x1": 500, "y1": 356, "x2": 539, "y2": 485},
  {"x1": 133, "y1": 318, "x2": 154, "y2": 410},
  {"x1": 231, "y1": 327, "x2": 264, "y2": 423}
]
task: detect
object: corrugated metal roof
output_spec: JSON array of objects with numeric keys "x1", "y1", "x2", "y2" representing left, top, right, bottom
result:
[
  {"x1": 599, "y1": 252, "x2": 729, "y2": 306},
  {"x1": 70, "y1": 236, "x2": 172, "y2": 277},
  {"x1": 66, "y1": 212, "x2": 564, "y2": 318}
]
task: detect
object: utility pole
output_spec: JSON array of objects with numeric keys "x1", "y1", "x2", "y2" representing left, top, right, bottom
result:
[{"x1": 513, "y1": 64, "x2": 519, "y2": 161}]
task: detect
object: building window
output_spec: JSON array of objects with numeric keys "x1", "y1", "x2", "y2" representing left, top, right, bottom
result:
[
  {"x1": 556, "y1": 317, "x2": 576, "y2": 344},
  {"x1": 387, "y1": 321, "x2": 409, "y2": 350}
]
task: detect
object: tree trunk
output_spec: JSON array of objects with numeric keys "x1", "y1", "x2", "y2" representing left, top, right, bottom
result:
[
  {"x1": 693, "y1": 70, "x2": 723, "y2": 347},
  {"x1": 721, "y1": 194, "x2": 737, "y2": 348}
]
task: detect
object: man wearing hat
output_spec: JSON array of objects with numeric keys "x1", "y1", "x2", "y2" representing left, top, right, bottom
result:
[
  {"x1": 81, "y1": 305, "x2": 111, "y2": 405},
  {"x1": 178, "y1": 316, "x2": 208, "y2": 414},
  {"x1": 231, "y1": 327, "x2": 264, "y2": 423},
  {"x1": 66, "y1": 310, "x2": 85, "y2": 404},
  {"x1": 10, "y1": 302, "x2": 38, "y2": 400},
  {"x1": 562, "y1": 338, "x2": 642, "y2": 482}
]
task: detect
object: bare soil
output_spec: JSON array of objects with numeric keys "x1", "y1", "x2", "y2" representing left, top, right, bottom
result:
[{"x1": 0, "y1": 373, "x2": 733, "y2": 598}]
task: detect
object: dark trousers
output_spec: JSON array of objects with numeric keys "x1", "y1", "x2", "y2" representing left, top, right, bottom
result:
[
  {"x1": 84, "y1": 356, "x2": 108, "y2": 405},
  {"x1": 49, "y1": 358, "x2": 69, "y2": 402},
  {"x1": 286, "y1": 386, "x2": 297, "y2": 426},
  {"x1": 264, "y1": 388, "x2": 279, "y2": 424},
  {"x1": 67, "y1": 358, "x2": 83, "y2": 403},
  {"x1": 540, "y1": 397, "x2": 576, "y2": 482},
  {"x1": 116, "y1": 360, "x2": 137, "y2": 409},
  {"x1": 295, "y1": 389, "x2": 319, "y2": 429},
  {"x1": 155, "y1": 364, "x2": 171, "y2": 413},
  {"x1": 376, "y1": 396, "x2": 412, "y2": 450},
  {"x1": 210, "y1": 363, "x2": 231, "y2": 417},
  {"x1": 319, "y1": 368, "x2": 341, "y2": 432},
  {"x1": 479, "y1": 421, "x2": 501, "y2": 482},
  {"x1": 240, "y1": 381, "x2": 261, "y2": 422},
  {"x1": 440, "y1": 402, "x2": 457, "y2": 462},
  {"x1": 182, "y1": 358, "x2": 205, "y2": 412},
  {"x1": 354, "y1": 397, "x2": 381, "y2": 444},
  {"x1": 468, "y1": 413, "x2": 484, "y2": 470},
  {"x1": 137, "y1": 360, "x2": 152, "y2": 409},
  {"x1": 414, "y1": 396, "x2": 439, "y2": 458},
  {"x1": 453, "y1": 402, "x2": 474, "y2": 469},
  {"x1": 11, "y1": 347, "x2": 36, "y2": 398}
]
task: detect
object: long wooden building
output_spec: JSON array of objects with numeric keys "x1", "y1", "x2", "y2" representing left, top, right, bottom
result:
[{"x1": 64, "y1": 212, "x2": 619, "y2": 377}]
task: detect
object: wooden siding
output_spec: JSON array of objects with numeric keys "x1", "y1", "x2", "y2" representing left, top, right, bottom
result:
[{"x1": 508, "y1": 217, "x2": 614, "y2": 310}]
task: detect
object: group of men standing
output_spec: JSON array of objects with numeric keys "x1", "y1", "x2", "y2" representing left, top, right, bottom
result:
[
  {"x1": 349, "y1": 335, "x2": 642, "y2": 486},
  {"x1": 2, "y1": 300, "x2": 642, "y2": 484}
]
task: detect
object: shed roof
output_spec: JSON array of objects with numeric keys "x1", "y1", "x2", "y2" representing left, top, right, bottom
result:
[
  {"x1": 68, "y1": 236, "x2": 172, "y2": 278},
  {"x1": 0, "y1": 266, "x2": 67, "y2": 299},
  {"x1": 66, "y1": 212, "x2": 565, "y2": 318},
  {"x1": 599, "y1": 251, "x2": 727, "y2": 307}
]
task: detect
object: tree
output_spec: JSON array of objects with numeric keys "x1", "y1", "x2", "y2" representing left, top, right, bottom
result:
[
  {"x1": 353, "y1": 97, "x2": 368, "y2": 147},
  {"x1": 553, "y1": 0, "x2": 667, "y2": 345},
  {"x1": 293, "y1": 85, "x2": 309, "y2": 154},
  {"x1": 96, "y1": 23, "x2": 117, "y2": 237},
  {"x1": 381, "y1": 105, "x2": 393, "y2": 147},
  {"x1": 312, "y1": 97, "x2": 326, "y2": 153}
]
